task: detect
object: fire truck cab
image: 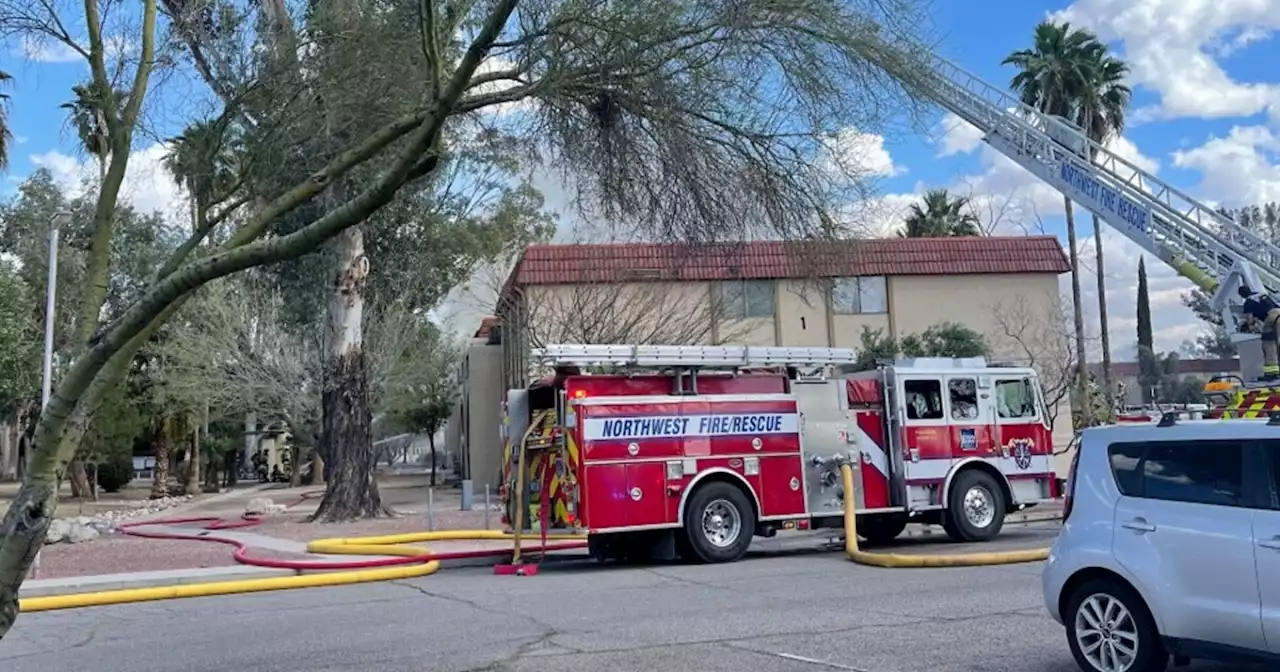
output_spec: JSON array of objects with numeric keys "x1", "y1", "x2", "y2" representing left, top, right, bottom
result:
[{"x1": 499, "y1": 344, "x2": 1059, "y2": 564}]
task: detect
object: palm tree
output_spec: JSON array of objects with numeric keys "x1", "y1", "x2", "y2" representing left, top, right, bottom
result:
[
  {"x1": 0, "y1": 70, "x2": 13, "y2": 171},
  {"x1": 1075, "y1": 42, "x2": 1131, "y2": 418},
  {"x1": 898, "y1": 189, "x2": 982, "y2": 238},
  {"x1": 163, "y1": 118, "x2": 238, "y2": 243},
  {"x1": 1004, "y1": 21, "x2": 1099, "y2": 425},
  {"x1": 60, "y1": 82, "x2": 123, "y2": 184}
]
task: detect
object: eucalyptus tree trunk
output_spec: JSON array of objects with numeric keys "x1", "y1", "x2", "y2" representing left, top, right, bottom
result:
[
  {"x1": 0, "y1": 424, "x2": 12, "y2": 482},
  {"x1": 185, "y1": 425, "x2": 201, "y2": 495},
  {"x1": 311, "y1": 225, "x2": 385, "y2": 521},
  {"x1": 151, "y1": 422, "x2": 171, "y2": 499}
]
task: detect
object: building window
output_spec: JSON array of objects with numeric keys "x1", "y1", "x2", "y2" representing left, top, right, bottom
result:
[
  {"x1": 717, "y1": 279, "x2": 775, "y2": 319},
  {"x1": 831, "y1": 276, "x2": 887, "y2": 314}
]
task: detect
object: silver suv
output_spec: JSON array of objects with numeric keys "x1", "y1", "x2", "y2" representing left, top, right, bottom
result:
[{"x1": 1042, "y1": 417, "x2": 1280, "y2": 671}]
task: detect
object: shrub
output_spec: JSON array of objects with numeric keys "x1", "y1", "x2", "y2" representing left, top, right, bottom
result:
[{"x1": 96, "y1": 454, "x2": 135, "y2": 493}]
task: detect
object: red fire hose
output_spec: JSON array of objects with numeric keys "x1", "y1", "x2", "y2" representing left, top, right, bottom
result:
[{"x1": 115, "y1": 491, "x2": 585, "y2": 571}]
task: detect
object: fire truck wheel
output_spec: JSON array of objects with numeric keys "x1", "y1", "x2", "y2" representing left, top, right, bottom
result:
[
  {"x1": 944, "y1": 469, "x2": 1006, "y2": 542},
  {"x1": 683, "y1": 481, "x2": 756, "y2": 564}
]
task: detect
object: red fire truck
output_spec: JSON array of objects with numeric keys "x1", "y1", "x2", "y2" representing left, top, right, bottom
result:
[{"x1": 499, "y1": 344, "x2": 1059, "y2": 564}]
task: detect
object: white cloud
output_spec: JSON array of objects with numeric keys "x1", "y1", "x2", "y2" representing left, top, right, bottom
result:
[
  {"x1": 819, "y1": 127, "x2": 902, "y2": 182},
  {"x1": 934, "y1": 112, "x2": 984, "y2": 157},
  {"x1": 1053, "y1": 0, "x2": 1280, "y2": 121},
  {"x1": 1072, "y1": 228, "x2": 1205, "y2": 358},
  {"x1": 1171, "y1": 125, "x2": 1280, "y2": 206},
  {"x1": 30, "y1": 144, "x2": 187, "y2": 224},
  {"x1": 18, "y1": 36, "x2": 79, "y2": 63}
]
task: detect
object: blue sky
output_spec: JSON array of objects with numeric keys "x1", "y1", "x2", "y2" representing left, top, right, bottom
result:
[{"x1": 7, "y1": 0, "x2": 1280, "y2": 359}]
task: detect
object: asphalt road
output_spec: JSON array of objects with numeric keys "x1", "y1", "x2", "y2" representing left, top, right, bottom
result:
[{"x1": 0, "y1": 524, "x2": 1252, "y2": 672}]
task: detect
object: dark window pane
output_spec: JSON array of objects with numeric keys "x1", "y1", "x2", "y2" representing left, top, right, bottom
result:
[
  {"x1": 1108, "y1": 443, "x2": 1144, "y2": 496},
  {"x1": 1142, "y1": 442, "x2": 1244, "y2": 507}
]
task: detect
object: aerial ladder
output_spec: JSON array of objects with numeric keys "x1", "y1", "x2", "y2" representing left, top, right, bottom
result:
[{"x1": 898, "y1": 51, "x2": 1280, "y2": 391}]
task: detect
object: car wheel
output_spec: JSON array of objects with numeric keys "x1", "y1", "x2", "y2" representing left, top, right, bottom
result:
[
  {"x1": 857, "y1": 514, "x2": 908, "y2": 546},
  {"x1": 1065, "y1": 579, "x2": 1166, "y2": 672},
  {"x1": 944, "y1": 469, "x2": 1006, "y2": 542},
  {"x1": 682, "y1": 481, "x2": 755, "y2": 564}
]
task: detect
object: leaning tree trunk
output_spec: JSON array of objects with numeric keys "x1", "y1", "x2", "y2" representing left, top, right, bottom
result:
[
  {"x1": 1091, "y1": 213, "x2": 1115, "y2": 418},
  {"x1": 151, "y1": 425, "x2": 171, "y2": 499},
  {"x1": 311, "y1": 225, "x2": 387, "y2": 522},
  {"x1": 1064, "y1": 198, "x2": 1091, "y2": 427}
]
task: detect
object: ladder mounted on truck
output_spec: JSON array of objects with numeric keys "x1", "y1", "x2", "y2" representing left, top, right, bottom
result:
[
  {"x1": 534, "y1": 344, "x2": 860, "y2": 369},
  {"x1": 904, "y1": 50, "x2": 1280, "y2": 380}
]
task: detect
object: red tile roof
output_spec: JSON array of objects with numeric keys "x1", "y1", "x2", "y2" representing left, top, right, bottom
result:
[
  {"x1": 503, "y1": 236, "x2": 1069, "y2": 289},
  {"x1": 473, "y1": 316, "x2": 499, "y2": 339}
]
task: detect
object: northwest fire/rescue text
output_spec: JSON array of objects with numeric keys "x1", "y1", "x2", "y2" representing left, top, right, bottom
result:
[{"x1": 583, "y1": 413, "x2": 798, "y2": 440}]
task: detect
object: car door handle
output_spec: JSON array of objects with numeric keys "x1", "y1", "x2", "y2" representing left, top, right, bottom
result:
[
  {"x1": 1258, "y1": 537, "x2": 1280, "y2": 550},
  {"x1": 1121, "y1": 519, "x2": 1156, "y2": 533}
]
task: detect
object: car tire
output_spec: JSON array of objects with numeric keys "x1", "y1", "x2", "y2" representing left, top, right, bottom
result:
[
  {"x1": 1065, "y1": 579, "x2": 1167, "y2": 672},
  {"x1": 857, "y1": 514, "x2": 908, "y2": 546},
  {"x1": 682, "y1": 481, "x2": 755, "y2": 564},
  {"x1": 943, "y1": 469, "x2": 1006, "y2": 542}
]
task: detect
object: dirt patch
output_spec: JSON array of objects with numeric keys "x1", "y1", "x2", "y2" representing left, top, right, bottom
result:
[{"x1": 33, "y1": 535, "x2": 238, "y2": 579}]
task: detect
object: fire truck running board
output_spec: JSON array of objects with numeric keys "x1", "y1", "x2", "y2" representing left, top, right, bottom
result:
[{"x1": 534, "y1": 344, "x2": 859, "y2": 368}]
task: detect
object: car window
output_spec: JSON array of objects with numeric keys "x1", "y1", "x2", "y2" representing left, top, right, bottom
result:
[
  {"x1": 1107, "y1": 443, "x2": 1143, "y2": 496},
  {"x1": 1143, "y1": 442, "x2": 1244, "y2": 507},
  {"x1": 1107, "y1": 440, "x2": 1246, "y2": 507}
]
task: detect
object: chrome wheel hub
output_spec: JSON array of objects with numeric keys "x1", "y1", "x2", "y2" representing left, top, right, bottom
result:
[
  {"x1": 963, "y1": 485, "x2": 995, "y2": 528},
  {"x1": 701, "y1": 499, "x2": 742, "y2": 548},
  {"x1": 1075, "y1": 593, "x2": 1138, "y2": 672}
]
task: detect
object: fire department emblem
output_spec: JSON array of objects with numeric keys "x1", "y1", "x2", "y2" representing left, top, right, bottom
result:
[{"x1": 1008, "y1": 438, "x2": 1034, "y2": 470}]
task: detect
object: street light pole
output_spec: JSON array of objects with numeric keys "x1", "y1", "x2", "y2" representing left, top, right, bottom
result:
[
  {"x1": 31, "y1": 211, "x2": 70, "y2": 579},
  {"x1": 41, "y1": 213, "x2": 70, "y2": 411}
]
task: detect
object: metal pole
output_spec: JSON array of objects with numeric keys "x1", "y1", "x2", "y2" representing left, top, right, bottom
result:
[
  {"x1": 32, "y1": 212, "x2": 68, "y2": 579},
  {"x1": 427, "y1": 487, "x2": 435, "y2": 532},
  {"x1": 484, "y1": 484, "x2": 491, "y2": 529}
]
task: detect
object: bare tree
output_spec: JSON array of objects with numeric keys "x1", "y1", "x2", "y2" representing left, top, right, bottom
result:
[{"x1": 987, "y1": 294, "x2": 1083, "y2": 434}]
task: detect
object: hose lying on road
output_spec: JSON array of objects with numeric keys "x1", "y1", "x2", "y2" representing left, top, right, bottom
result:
[
  {"x1": 19, "y1": 503, "x2": 586, "y2": 613},
  {"x1": 840, "y1": 464, "x2": 1050, "y2": 568}
]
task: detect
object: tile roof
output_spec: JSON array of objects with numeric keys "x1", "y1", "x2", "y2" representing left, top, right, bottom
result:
[
  {"x1": 473, "y1": 316, "x2": 499, "y2": 339},
  {"x1": 503, "y1": 236, "x2": 1069, "y2": 289}
]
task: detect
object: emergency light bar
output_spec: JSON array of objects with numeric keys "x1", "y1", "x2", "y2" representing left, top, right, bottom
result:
[{"x1": 534, "y1": 344, "x2": 859, "y2": 368}]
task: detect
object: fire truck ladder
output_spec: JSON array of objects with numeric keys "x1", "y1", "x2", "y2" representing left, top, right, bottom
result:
[
  {"x1": 533, "y1": 344, "x2": 859, "y2": 370},
  {"x1": 910, "y1": 54, "x2": 1280, "y2": 333}
]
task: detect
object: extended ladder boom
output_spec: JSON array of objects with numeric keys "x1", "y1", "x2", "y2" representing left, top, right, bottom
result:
[
  {"x1": 534, "y1": 344, "x2": 859, "y2": 369},
  {"x1": 911, "y1": 53, "x2": 1280, "y2": 298}
]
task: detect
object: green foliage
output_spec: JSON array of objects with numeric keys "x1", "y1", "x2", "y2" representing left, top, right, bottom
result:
[
  {"x1": 852, "y1": 323, "x2": 989, "y2": 371},
  {"x1": 0, "y1": 261, "x2": 38, "y2": 418},
  {"x1": 94, "y1": 453, "x2": 135, "y2": 493},
  {"x1": 380, "y1": 319, "x2": 460, "y2": 437},
  {"x1": 897, "y1": 189, "x2": 980, "y2": 238}
]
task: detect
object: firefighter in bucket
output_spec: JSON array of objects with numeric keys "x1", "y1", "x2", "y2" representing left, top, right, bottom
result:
[{"x1": 1238, "y1": 284, "x2": 1280, "y2": 381}]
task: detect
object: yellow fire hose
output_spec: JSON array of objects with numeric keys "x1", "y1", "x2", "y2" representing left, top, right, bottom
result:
[
  {"x1": 840, "y1": 464, "x2": 1050, "y2": 567},
  {"x1": 18, "y1": 528, "x2": 586, "y2": 613}
]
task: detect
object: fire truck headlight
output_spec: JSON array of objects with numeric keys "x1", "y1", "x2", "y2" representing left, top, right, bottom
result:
[{"x1": 666, "y1": 461, "x2": 683, "y2": 480}]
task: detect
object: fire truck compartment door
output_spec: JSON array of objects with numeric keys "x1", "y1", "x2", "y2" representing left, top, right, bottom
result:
[
  {"x1": 792, "y1": 380, "x2": 865, "y2": 513},
  {"x1": 581, "y1": 462, "x2": 670, "y2": 531}
]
